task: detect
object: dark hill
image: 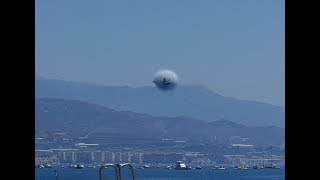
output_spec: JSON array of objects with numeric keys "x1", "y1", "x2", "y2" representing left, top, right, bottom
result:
[{"x1": 36, "y1": 98, "x2": 284, "y2": 146}]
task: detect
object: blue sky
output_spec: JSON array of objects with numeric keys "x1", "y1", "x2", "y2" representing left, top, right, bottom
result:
[{"x1": 36, "y1": 0, "x2": 284, "y2": 107}]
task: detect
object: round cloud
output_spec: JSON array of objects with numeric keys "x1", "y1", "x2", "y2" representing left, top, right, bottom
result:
[{"x1": 153, "y1": 70, "x2": 179, "y2": 91}]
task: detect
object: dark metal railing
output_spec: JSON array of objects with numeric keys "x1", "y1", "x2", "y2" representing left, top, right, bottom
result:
[{"x1": 99, "y1": 163, "x2": 135, "y2": 180}]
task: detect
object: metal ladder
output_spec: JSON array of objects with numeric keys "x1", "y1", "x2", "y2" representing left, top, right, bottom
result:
[{"x1": 99, "y1": 163, "x2": 135, "y2": 180}]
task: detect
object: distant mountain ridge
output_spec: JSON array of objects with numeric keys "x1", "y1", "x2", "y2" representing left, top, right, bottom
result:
[
  {"x1": 35, "y1": 78, "x2": 284, "y2": 127},
  {"x1": 35, "y1": 98, "x2": 284, "y2": 146}
]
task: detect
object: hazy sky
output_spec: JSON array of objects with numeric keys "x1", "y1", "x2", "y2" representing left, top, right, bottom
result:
[{"x1": 36, "y1": 0, "x2": 284, "y2": 107}]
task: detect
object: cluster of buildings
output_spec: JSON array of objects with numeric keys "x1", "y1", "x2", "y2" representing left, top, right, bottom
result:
[
  {"x1": 35, "y1": 149, "x2": 206, "y2": 165},
  {"x1": 35, "y1": 148, "x2": 284, "y2": 167},
  {"x1": 35, "y1": 135, "x2": 285, "y2": 166}
]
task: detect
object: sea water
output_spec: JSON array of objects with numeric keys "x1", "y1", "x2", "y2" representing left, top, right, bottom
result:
[{"x1": 36, "y1": 166, "x2": 285, "y2": 180}]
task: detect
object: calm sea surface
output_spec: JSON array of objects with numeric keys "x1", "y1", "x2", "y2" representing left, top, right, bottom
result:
[{"x1": 36, "y1": 166, "x2": 285, "y2": 180}]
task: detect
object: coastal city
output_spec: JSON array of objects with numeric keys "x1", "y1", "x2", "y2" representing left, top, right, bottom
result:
[{"x1": 35, "y1": 134, "x2": 285, "y2": 169}]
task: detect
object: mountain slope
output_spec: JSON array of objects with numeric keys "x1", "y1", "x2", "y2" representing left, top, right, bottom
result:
[
  {"x1": 36, "y1": 78, "x2": 284, "y2": 127},
  {"x1": 35, "y1": 98, "x2": 284, "y2": 146}
]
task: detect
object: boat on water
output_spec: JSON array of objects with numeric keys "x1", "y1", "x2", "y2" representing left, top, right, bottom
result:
[
  {"x1": 195, "y1": 166, "x2": 202, "y2": 169},
  {"x1": 234, "y1": 165, "x2": 248, "y2": 170},
  {"x1": 165, "y1": 165, "x2": 172, "y2": 169},
  {"x1": 69, "y1": 164, "x2": 85, "y2": 169},
  {"x1": 44, "y1": 164, "x2": 52, "y2": 168},
  {"x1": 75, "y1": 164, "x2": 85, "y2": 169},
  {"x1": 264, "y1": 164, "x2": 280, "y2": 169},
  {"x1": 253, "y1": 165, "x2": 264, "y2": 169},
  {"x1": 35, "y1": 164, "x2": 45, "y2": 168},
  {"x1": 35, "y1": 164, "x2": 52, "y2": 168},
  {"x1": 175, "y1": 161, "x2": 190, "y2": 170},
  {"x1": 88, "y1": 164, "x2": 96, "y2": 168},
  {"x1": 212, "y1": 165, "x2": 226, "y2": 170},
  {"x1": 217, "y1": 166, "x2": 226, "y2": 170},
  {"x1": 212, "y1": 165, "x2": 219, "y2": 170}
]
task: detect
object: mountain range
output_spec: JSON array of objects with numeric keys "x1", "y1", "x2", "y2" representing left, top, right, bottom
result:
[
  {"x1": 36, "y1": 77, "x2": 284, "y2": 127},
  {"x1": 35, "y1": 98, "x2": 284, "y2": 146}
]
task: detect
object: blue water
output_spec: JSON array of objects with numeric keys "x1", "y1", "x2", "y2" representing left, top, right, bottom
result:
[{"x1": 36, "y1": 167, "x2": 285, "y2": 180}]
